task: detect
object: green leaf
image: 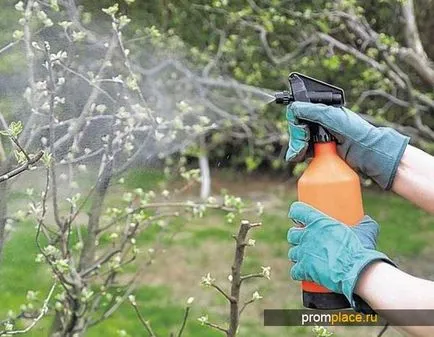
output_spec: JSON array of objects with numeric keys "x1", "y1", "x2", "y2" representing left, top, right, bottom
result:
[
  {"x1": 1, "y1": 121, "x2": 23, "y2": 138},
  {"x1": 50, "y1": 0, "x2": 59, "y2": 11},
  {"x1": 245, "y1": 156, "x2": 261, "y2": 172}
]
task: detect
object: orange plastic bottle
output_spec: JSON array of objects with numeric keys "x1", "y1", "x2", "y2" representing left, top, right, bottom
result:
[{"x1": 297, "y1": 134, "x2": 364, "y2": 309}]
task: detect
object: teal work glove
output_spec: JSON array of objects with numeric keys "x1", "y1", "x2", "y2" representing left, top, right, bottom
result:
[
  {"x1": 286, "y1": 102, "x2": 410, "y2": 190},
  {"x1": 287, "y1": 201, "x2": 395, "y2": 311}
]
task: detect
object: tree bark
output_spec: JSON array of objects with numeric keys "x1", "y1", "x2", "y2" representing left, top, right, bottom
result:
[
  {"x1": 78, "y1": 158, "x2": 113, "y2": 271},
  {"x1": 0, "y1": 178, "x2": 9, "y2": 258},
  {"x1": 0, "y1": 159, "x2": 11, "y2": 258},
  {"x1": 400, "y1": 0, "x2": 434, "y2": 86},
  {"x1": 199, "y1": 154, "x2": 211, "y2": 200},
  {"x1": 50, "y1": 158, "x2": 113, "y2": 337},
  {"x1": 199, "y1": 137, "x2": 211, "y2": 200}
]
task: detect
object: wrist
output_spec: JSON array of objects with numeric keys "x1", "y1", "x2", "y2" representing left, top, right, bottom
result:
[
  {"x1": 381, "y1": 128, "x2": 410, "y2": 190},
  {"x1": 344, "y1": 251, "x2": 395, "y2": 309},
  {"x1": 354, "y1": 260, "x2": 386, "y2": 298}
]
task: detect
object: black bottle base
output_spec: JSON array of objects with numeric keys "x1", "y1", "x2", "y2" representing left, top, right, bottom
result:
[{"x1": 303, "y1": 291, "x2": 350, "y2": 310}]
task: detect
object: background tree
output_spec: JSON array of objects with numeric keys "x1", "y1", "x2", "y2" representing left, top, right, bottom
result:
[{"x1": 0, "y1": 0, "x2": 433, "y2": 337}]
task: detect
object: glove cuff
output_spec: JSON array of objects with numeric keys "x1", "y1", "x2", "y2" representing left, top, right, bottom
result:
[
  {"x1": 373, "y1": 128, "x2": 410, "y2": 190},
  {"x1": 342, "y1": 250, "x2": 396, "y2": 311}
]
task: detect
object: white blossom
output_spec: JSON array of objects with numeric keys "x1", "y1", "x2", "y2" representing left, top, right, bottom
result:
[
  {"x1": 118, "y1": 15, "x2": 131, "y2": 29},
  {"x1": 78, "y1": 164, "x2": 87, "y2": 173},
  {"x1": 26, "y1": 290, "x2": 38, "y2": 301},
  {"x1": 128, "y1": 295, "x2": 136, "y2": 305},
  {"x1": 96, "y1": 104, "x2": 107, "y2": 114},
  {"x1": 261, "y1": 266, "x2": 271, "y2": 280},
  {"x1": 102, "y1": 3, "x2": 119, "y2": 16},
  {"x1": 15, "y1": 1, "x2": 24, "y2": 11},
  {"x1": 200, "y1": 273, "x2": 215, "y2": 287},
  {"x1": 197, "y1": 315, "x2": 208, "y2": 325},
  {"x1": 199, "y1": 116, "x2": 210, "y2": 125},
  {"x1": 256, "y1": 202, "x2": 264, "y2": 215},
  {"x1": 59, "y1": 21, "x2": 72, "y2": 29},
  {"x1": 72, "y1": 31, "x2": 86, "y2": 42},
  {"x1": 252, "y1": 291, "x2": 263, "y2": 301}
]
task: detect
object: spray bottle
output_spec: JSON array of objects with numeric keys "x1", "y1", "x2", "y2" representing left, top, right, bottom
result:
[{"x1": 275, "y1": 73, "x2": 364, "y2": 309}]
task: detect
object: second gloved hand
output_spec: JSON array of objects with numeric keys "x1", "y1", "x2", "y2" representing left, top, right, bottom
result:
[
  {"x1": 286, "y1": 102, "x2": 410, "y2": 190},
  {"x1": 287, "y1": 201, "x2": 395, "y2": 310}
]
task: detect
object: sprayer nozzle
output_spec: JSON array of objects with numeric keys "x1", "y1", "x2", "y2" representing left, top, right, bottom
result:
[{"x1": 274, "y1": 91, "x2": 291, "y2": 105}]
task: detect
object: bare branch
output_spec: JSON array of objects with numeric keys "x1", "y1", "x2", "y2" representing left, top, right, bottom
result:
[
  {"x1": 176, "y1": 306, "x2": 191, "y2": 337},
  {"x1": 401, "y1": 0, "x2": 428, "y2": 60},
  {"x1": 240, "y1": 273, "x2": 264, "y2": 283},
  {"x1": 58, "y1": 61, "x2": 117, "y2": 103},
  {"x1": 238, "y1": 298, "x2": 255, "y2": 317},
  {"x1": 398, "y1": 47, "x2": 434, "y2": 87},
  {"x1": 203, "y1": 321, "x2": 228, "y2": 334},
  {"x1": 0, "y1": 41, "x2": 20, "y2": 55},
  {"x1": 210, "y1": 283, "x2": 234, "y2": 303},
  {"x1": 227, "y1": 220, "x2": 261, "y2": 337},
  {"x1": 53, "y1": 33, "x2": 118, "y2": 150},
  {"x1": 0, "y1": 150, "x2": 43, "y2": 182},
  {"x1": 130, "y1": 301, "x2": 157, "y2": 337},
  {"x1": 0, "y1": 282, "x2": 57, "y2": 336},
  {"x1": 241, "y1": 20, "x2": 316, "y2": 65}
]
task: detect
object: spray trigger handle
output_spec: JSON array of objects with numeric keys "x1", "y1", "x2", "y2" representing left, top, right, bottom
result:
[{"x1": 274, "y1": 72, "x2": 345, "y2": 143}]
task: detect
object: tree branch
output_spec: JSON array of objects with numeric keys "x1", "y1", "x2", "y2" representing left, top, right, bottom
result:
[
  {"x1": 227, "y1": 220, "x2": 261, "y2": 337},
  {"x1": 131, "y1": 301, "x2": 157, "y2": 337},
  {"x1": 0, "y1": 282, "x2": 57, "y2": 336},
  {"x1": 0, "y1": 150, "x2": 43, "y2": 182}
]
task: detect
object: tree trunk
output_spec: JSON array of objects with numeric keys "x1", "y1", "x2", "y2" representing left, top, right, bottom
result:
[
  {"x1": 49, "y1": 292, "x2": 87, "y2": 337},
  {"x1": 78, "y1": 159, "x2": 113, "y2": 271},
  {"x1": 50, "y1": 159, "x2": 113, "y2": 337},
  {"x1": 0, "y1": 159, "x2": 11, "y2": 258},
  {"x1": 199, "y1": 137, "x2": 211, "y2": 200},
  {"x1": 199, "y1": 154, "x2": 211, "y2": 200},
  {"x1": 0, "y1": 178, "x2": 9, "y2": 258}
]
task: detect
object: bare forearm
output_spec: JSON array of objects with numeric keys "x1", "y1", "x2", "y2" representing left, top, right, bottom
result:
[
  {"x1": 392, "y1": 145, "x2": 434, "y2": 214},
  {"x1": 355, "y1": 262, "x2": 434, "y2": 337}
]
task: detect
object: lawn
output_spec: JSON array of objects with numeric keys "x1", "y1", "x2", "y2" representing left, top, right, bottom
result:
[{"x1": 1, "y1": 169, "x2": 433, "y2": 337}]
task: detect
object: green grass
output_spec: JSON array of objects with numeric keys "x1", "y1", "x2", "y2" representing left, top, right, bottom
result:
[
  {"x1": 191, "y1": 227, "x2": 234, "y2": 241},
  {"x1": 363, "y1": 190, "x2": 434, "y2": 256},
  {"x1": 123, "y1": 168, "x2": 166, "y2": 190},
  {"x1": 0, "y1": 222, "x2": 51, "y2": 312},
  {"x1": 87, "y1": 286, "x2": 222, "y2": 337}
]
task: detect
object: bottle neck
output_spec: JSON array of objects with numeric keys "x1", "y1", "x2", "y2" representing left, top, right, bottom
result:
[{"x1": 313, "y1": 142, "x2": 337, "y2": 156}]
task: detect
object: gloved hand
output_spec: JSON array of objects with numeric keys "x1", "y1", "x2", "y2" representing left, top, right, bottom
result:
[
  {"x1": 286, "y1": 102, "x2": 410, "y2": 190},
  {"x1": 287, "y1": 201, "x2": 395, "y2": 311}
]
